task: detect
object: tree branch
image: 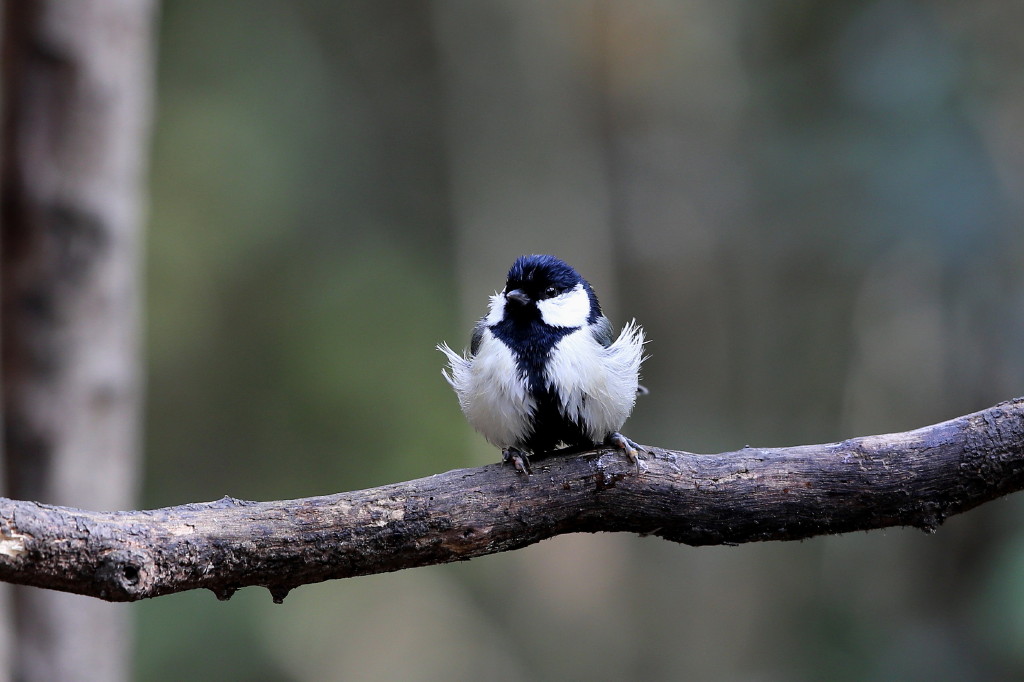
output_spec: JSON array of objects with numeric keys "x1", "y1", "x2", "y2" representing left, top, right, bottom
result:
[{"x1": 1, "y1": 398, "x2": 1023, "y2": 603}]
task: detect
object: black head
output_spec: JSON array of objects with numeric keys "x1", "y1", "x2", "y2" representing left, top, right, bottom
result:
[{"x1": 501, "y1": 254, "x2": 602, "y2": 325}]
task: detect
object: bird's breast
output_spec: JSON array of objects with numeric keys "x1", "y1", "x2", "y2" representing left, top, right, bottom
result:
[
  {"x1": 489, "y1": 318, "x2": 574, "y2": 393},
  {"x1": 458, "y1": 330, "x2": 535, "y2": 448},
  {"x1": 543, "y1": 325, "x2": 641, "y2": 441}
]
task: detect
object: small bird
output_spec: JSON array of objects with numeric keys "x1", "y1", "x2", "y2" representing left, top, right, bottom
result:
[{"x1": 439, "y1": 254, "x2": 646, "y2": 474}]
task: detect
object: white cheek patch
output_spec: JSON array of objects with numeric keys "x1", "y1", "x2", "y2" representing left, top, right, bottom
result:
[
  {"x1": 537, "y1": 283, "x2": 590, "y2": 328},
  {"x1": 484, "y1": 291, "x2": 505, "y2": 326}
]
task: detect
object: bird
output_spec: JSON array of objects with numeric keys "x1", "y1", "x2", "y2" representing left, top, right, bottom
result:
[{"x1": 439, "y1": 254, "x2": 646, "y2": 474}]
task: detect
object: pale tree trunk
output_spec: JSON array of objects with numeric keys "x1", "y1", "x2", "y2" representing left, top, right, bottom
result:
[{"x1": 0, "y1": 1, "x2": 157, "y2": 680}]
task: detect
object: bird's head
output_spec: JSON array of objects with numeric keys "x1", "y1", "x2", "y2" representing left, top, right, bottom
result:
[{"x1": 486, "y1": 255, "x2": 602, "y2": 328}]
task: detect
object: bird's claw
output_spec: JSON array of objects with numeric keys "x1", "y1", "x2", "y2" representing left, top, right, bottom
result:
[
  {"x1": 502, "y1": 447, "x2": 532, "y2": 475},
  {"x1": 607, "y1": 432, "x2": 643, "y2": 473}
]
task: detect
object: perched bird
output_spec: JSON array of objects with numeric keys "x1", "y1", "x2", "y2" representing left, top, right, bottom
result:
[{"x1": 439, "y1": 254, "x2": 646, "y2": 474}]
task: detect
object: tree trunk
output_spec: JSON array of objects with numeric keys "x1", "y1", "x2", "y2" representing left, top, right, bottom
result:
[{"x1": 0, "y1": 1, "x2": 156, "y2": 680}]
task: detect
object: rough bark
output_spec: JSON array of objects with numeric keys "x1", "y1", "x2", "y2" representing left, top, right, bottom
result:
[
  {"x1": 0, "y1": 398, "x2": 1021, "y2": 604},
  {"x1": 0, "y1": 1, "x2": 156, "y2": 680}
]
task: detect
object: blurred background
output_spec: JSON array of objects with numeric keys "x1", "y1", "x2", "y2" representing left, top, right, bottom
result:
[{"x1": 134, "y1": 1, "x2": 1024, "y2": 679}]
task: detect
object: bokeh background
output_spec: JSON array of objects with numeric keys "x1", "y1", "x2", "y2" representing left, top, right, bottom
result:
[{"x1": 135, "y1": 1, "x2": 1024, "y2": 679}]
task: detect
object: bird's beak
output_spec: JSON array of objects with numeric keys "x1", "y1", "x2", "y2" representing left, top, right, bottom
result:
[{"x1": 505, "y1": 289, "x2": 531, "y2": 306}]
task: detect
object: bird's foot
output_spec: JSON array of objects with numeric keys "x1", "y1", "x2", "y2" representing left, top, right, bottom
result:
[
  {"x1": 607, "y1": 432, "x2": 643, "y2": 473},
  {"x1": 502, "y1": 447, "x2": 532, "y2": 475}
]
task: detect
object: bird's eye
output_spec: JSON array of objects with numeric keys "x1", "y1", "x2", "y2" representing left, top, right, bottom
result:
[{"x1": 544, "y1": 287, "x2": 558, "y2": 299}]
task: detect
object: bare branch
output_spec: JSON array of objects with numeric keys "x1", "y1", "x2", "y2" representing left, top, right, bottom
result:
[{"x1": 1, "y1": 398, "x2": 1022, "y2": 603}]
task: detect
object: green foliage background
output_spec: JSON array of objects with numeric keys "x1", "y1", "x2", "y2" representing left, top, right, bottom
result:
[{"x1": 136, "y1": 2, "x2": 1024, "y2": 680}]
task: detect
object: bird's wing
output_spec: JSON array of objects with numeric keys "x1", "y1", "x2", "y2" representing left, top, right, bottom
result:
[
  {"x1": 469, "y1": 319, "x2": 487, "y2": 355},
  {"x1": 589, "y1": 315, "x2": 615, "y2": 348}
]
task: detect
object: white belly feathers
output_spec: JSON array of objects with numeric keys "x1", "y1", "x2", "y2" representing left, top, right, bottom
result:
[
  {"x1": 440, "y1": 328, "x2": 535, "y2": 448},
  {"x1": 440, "y1": 321, "x2": 644, "y2": 449},
  {"x1": 543, "y1": 320, "x2": 644, "y2": 443}
]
